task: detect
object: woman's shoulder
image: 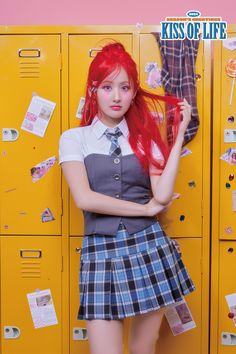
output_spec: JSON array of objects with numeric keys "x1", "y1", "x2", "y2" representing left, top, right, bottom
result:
[{"x1": 59, "y1": 126, "x2": 89, "y2": 140}]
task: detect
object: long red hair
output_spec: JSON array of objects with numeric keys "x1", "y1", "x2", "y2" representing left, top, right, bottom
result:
[{"x1": 80, "y1": 42, "x2": 181, "y2": 175}]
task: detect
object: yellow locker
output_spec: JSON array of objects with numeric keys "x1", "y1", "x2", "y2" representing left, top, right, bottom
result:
[
  {"x1": 211, "y1": 25, "x2": 236, "y2": 354},
  {"x1": 0, "y1": 34, "x2": 62, "y2": 235},
  {"x1": 0, "y1": 236, "x2": 62, "y2": 354},
  {"x1": 217, "y1": 31, "x2": 236, "y2": 241},
  {"x1": 139, "y1": 33, "x2": 204, "y2": 238},
  {"x1": 218, "y1": 242, "x2": 236, "y2": 353},
  {"x1": 68, "y1": 34, "x2": 133, "y2": 236}
]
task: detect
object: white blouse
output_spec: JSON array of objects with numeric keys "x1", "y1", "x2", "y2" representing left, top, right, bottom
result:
[{"x1": 58, "y1": 115, "x2": 164, "y2": 166}]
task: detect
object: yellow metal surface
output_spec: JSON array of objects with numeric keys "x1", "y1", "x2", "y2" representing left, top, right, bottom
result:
[
  {"x1": 211, "y1": 24, "x2": 236, "y2": 354},
  {"x1": 0, "y1": 236, "x2": 62, "y2": 354},
  {"x1": 218, "y1": 242, "x2": 236, "y2": 354},
  {"x1": 0, "y1": 34, "x2": 62, "y2": 235},
  {"x1": 139, "y1": 33, "x2": 205, "y2": 237}
]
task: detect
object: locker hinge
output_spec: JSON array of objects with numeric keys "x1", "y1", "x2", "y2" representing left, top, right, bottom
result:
[{"x1": 61, "y1": 256, "x2": 63, "y2": 272}]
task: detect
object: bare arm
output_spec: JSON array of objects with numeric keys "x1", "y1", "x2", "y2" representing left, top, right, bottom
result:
[
  {"x1": 61, "y1": 160, "x2": 169, "y2": 217},
  {"x1": 150, "y1": 99, "x2": 191, "y2": 205}
]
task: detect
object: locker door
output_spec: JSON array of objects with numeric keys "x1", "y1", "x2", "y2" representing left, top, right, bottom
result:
[
  {"x1": 218, "y1": 242, "x2": 236, "y2": 353},
  {"x1": 218, "y1": 31, "x2": 236, "y2": 240},
  {"x1": 139, "y1": 33, "x2": 204, "y2": 237},
  {"x1": 0, "y1": 236, "x2": 62, "y2": 354},
  {"x1": 211, "y1": 26, "x2": 236, "y2": 354},
  {"x1": 70, "y1": 237, "x2": 90, "y2": 354},
  {"x1": 0, "y1": 35, "x2": 62, "y2": 235},
  {"x1": 68, "y1": 34, "x2": 133, "y2": 236}
]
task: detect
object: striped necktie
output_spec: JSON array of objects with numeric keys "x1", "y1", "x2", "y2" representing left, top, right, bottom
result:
[{"x1": 104, "y1": 127, "x2": 122, "y2": 157}]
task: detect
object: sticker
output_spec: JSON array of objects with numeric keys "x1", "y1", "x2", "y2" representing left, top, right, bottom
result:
[
  {"x1": 225, "y1": 58, "x2": 236, "y2": 106},
  {"x1": 220, "y1": 148, "x2": 236, "y2": 165},
  {"x1": 31, "y1": 156, "x2": 57, "y2": 182},
  {"x1": 41, "y1": 208, "x2": 55, "y2": 223},
  {"x1": 145, "y1": 62, "x2": 162, "y2": 88},
  {"x1": 225, "y1": 293, "x2": 236, "y2": 326},
  {"x1": 223, "y1": 37, "x2": 236, "y2": 51},
  {"x1": 226, "y1": 183, "x2": 231, "y2": 189},
  {"x1": 27, "y1": 289, "x2": 58, "y2": 329},
  {"x1": 229, "y1": 174, "x2": 235, "y2": 181},
  {"x1": 188, "y1": 180, "x2": 196, "y2": 188},
  {"x1": 225, "y1": 226, "x2": 234, "y2": 234},
  {"x1": 228, "y1": 116, "x2": 235, "y2": 123},
  {"x1": 180, "y1": 215, "x2": 185, "y2": 221},
  {"x1": 76, "y1": 97, "x2": 85, "y2": 119},
  {"x1": 224, "y1": 130, "x2": 236, "y2": 143},
  {"x1": 181, "y1": 147, "x2": 192, "y2": 157},
  {"x1": 21, "y1": 95, "x2": 56, "y2": 137},
  {"x1": 232, "y1": 191, "x2": 236, "y2": 211},
  {"x1": 165, "y1": 298, "x2": 196, "y2": 336}
]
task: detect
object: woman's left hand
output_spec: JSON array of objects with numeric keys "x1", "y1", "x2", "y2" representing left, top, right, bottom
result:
[{"x1": 177, "y1": 98, "x2": 192, "y2": 137}]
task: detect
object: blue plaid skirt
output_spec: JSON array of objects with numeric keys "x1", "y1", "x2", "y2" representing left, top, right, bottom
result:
[{"x1": 77, "y1": 221, "x2": 196, "y2": 320}]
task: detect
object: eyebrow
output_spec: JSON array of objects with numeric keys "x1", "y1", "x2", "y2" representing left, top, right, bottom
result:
[{"x1": 101, "y1": 81, "x2": 130, "y2": 84}]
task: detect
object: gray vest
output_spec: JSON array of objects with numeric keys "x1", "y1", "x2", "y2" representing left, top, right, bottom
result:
[{"x1": 83, "y1": 153, "x2": 157, "y2": 236}]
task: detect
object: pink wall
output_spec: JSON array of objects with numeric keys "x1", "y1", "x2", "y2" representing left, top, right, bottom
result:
[{"x1": 0, "y1": 0, "x2": 235, "y2": 25}]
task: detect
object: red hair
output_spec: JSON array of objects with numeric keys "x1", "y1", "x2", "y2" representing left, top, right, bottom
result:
[{"x1": 80, "y1": 42, "x2": 181, "y2": 175}]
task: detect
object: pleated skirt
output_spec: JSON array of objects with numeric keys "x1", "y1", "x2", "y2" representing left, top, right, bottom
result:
[{"x1": 77, "y1": 221, "x2": 196, "y2": 320}]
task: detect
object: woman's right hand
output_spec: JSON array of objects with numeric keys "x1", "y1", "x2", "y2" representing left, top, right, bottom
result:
[{"x1": 145, "y1": 198, "x2": 171, "y2": 217}]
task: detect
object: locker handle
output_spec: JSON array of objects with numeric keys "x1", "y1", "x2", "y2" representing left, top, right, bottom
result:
[
  {"x1": 20, "y1": 249, "x2": 42, "y2": 258},
  {"x1": 89, "y1": 48, "x2": 102, "y2": 58},
  {"x1": 76, "y1": 247, "x2": 82, "y2": 254},
  {"x1": 18, "y1": 48, "x2": 41, "y2": 58}
]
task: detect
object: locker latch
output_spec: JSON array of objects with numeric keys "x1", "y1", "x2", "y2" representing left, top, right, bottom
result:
[
  {"x1": 4, "y1": 326, "x2": 21, "y2": 339},
  {"x1": 222, "y1": 332, "x2": 236, "y2": 345}
]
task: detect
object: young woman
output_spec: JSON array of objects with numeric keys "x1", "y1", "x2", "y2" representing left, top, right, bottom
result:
[{"x1": 59, "y1": 42, "x2": 196, "y2": 354}]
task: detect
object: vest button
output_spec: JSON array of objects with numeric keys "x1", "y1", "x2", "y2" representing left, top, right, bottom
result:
[
  {"x1": 113, "y1": 174, "x2": 120, "y2": 180},
  {"x1": 114, "y1": 158, "x2": 120, "y2": 164}
]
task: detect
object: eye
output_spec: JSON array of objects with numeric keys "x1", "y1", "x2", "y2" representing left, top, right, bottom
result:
[
  {"x1": 122, "y1": 85, "x2": 130, "y2": 91},
  {"x1": 102, "y1": 85, "x2": 112, "y2": 91}
]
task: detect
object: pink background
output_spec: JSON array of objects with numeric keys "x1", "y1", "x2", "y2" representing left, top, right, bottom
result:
[{"x1": 0, "y1": 0, "x2": 235, "y2": 25}]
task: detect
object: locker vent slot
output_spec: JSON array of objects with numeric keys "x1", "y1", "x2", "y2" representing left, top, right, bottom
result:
[
  {"x1": 21, "y1": 261, "x2": 41, "y2": 278},
  {"x1": 19, "y1": 62, "x2": 40, "y2": 78}
]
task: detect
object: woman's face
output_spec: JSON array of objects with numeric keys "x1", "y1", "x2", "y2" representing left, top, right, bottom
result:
[{"x1": 96, "y1": 66, "x2": 134, "y2": 127}]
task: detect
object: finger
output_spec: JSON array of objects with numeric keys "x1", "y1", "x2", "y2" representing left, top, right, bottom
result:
[{"x1": 172, "y1": 193, "x2": 181, "y2": 200}]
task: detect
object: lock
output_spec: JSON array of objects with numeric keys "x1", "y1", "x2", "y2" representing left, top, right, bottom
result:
[
  {"x1": 222, "y1": 332, "x2": 236, "y2": 345},
  {"x1": 4, "y1": 326, "x2": 21, "y2": 339},
  {"x1": 2, "y1": 128, "x2": 19, "y2": 141},
  {"x1": 73, "y1": 327, "x2": 88, "y2": 340}
]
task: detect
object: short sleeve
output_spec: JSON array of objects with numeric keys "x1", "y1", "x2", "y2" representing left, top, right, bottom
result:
[{"x1": 58, "y1": 129, "x2": 84, "y2": 165}]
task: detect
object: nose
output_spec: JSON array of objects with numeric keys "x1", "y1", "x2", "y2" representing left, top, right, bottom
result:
[{"x1": 113, "y1": 88, "x2": 121, "y2": 102}]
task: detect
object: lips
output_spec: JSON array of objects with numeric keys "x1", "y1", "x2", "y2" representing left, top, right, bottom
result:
[{"x1": 110, "y1": 105, "x2": 122, "y2": 110}]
